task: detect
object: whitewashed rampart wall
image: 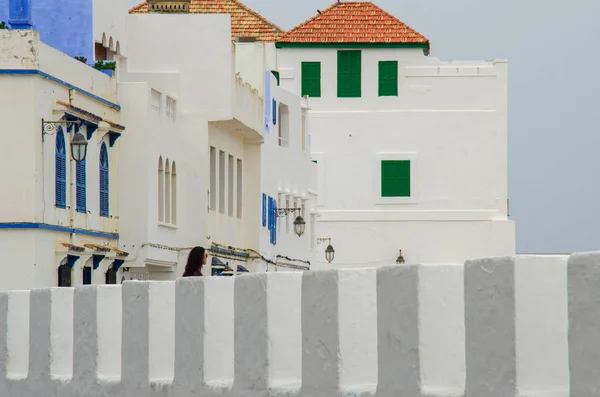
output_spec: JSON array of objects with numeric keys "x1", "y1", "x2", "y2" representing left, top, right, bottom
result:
[{"x1": 2, "y1": 252, "x2": 600, "y2": 396}]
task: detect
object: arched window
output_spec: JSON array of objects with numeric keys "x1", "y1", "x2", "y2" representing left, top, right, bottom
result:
[
  {"x1": 55, "y1": 127, "x2": 67, "y2": 208},
  {"x1": 76, "y1": 157, "x2": 87, "y2": 213},
  {"x1": 158, "y1": 157, "x2": 164, "y2": 222},
  {"x1": 99, "y1": 143, "x2": 109, "y2": 217},
  {"x1": 165, "y1": 159, "x2": 171, "y2": 223},
  {"x1": 171, "y1": 162, "x2": 177, "y2": 224}
]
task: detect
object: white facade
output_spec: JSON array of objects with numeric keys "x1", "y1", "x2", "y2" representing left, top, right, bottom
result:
[
  {"x1": 276, "y1": 46, "x2": 516, "y2": 267},
  {"x1": 0, "y1": 30, "x2": 124, "y2": 291},
  {"x1": 117, "y1": 13, "x2": 232, "y2": 280}
]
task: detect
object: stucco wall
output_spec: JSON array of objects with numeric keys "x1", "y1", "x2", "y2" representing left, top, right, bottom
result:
[{"x1": 3, "y1": 252, "x2": 598, "y2": 396}]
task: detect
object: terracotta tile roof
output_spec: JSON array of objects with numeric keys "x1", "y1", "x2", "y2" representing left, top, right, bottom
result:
[
  {"x1": 278, "y1": 1, "x2": 429, "y2": 47},
  {"x1": 129, "y1": 0, "x2": 285, "y2": 42}
]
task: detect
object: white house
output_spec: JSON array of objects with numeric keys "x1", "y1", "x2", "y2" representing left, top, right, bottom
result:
[
  {"x1": 0, "y1": 29, "x2": 125, "y2": 291},
  {"x1": 275, "y1": 1, "x2": 516, "y2": 267}
]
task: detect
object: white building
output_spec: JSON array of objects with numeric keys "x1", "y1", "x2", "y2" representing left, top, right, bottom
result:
[
  {"x1": 275, "y1": 1, "x2": 515, "y2": 267},
  {"x1": 0, "y1": 29, "x2": 125, "y2": 291},
  {"x1": 119, "y1": 1, "x2": 317, "y2": 278}
]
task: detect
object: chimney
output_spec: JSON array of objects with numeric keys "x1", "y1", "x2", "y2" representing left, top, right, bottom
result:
[
  {"x1": 148, "y1": 0, "x2": 191, "y2": 13},
  {"x1": 8, "y1": 0, "x2": 32, "y2": 29}
]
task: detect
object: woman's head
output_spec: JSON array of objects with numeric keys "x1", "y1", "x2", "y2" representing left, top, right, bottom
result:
[{"x1": 183, "y1": 246, "x2": 207, "y2": 277}]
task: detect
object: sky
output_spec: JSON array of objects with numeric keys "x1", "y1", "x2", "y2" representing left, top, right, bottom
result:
[{"x1": 144, "y1": 0, "x2": 599, "y2": 253}]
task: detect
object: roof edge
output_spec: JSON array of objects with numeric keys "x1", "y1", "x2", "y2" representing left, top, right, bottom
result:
[{"x1": 276, "y1": 41, "x2": 430, "y2": 53}]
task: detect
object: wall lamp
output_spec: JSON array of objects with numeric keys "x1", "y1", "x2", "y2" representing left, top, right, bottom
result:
[
  {"x1": 275, "y1": 207, "x2": 306, "y2": 237},
  {"x1": 42, "y1": 118, "x2": 88, "y2": 163},
  {"x1": 317, "y1": 238, "x2": 335, "y2": 263}
]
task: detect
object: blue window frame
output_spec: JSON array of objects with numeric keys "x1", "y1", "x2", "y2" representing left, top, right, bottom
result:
[
  {"x1": 55, "y1": 128, "x2": 67, "y2": 208},
  {"x1": 99, "y1": 143, "x2": 109, "y2": 217},
  {"x1": 262, "y1": 193, "x2": 267, "y2": 227},
  {"x1": 76, "y1": 157, "x2": 86, "y2": 213}
]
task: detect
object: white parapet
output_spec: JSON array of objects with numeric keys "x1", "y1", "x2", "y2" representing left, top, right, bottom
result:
[{"x1": 1, "y1": 253, "x2": 600, "y2": 397}]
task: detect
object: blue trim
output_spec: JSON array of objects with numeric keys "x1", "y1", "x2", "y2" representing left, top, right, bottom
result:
[
  {"x1": 0, "y1": 69, "x2": 121, "y2": 110},
  {"x1": 99, "y1": 143, "x2": 109, "y2": 218},
  {"x1": 210, "y1": 245, "x2": 250, "y2": 258},
  {"x1": 109, "y1": 131, "x2": 121, "y2": 147},
  {"x1": 111, "y1": 259, "x2": 125, "y2": 272},
  {"x1": 92, "y1": 254, "x2": 105, "y2": 270},
  {"x1": 76, "y1": 158, "x2": 87, "y2": 213},
  {"x1": 0, "y1": 223, "x2": 119, "y2": 239},
  {"x1": 66, "y1": 254, "x2": 80, "y2": 269},
  {"x1": 55, "y1": 127, "x2": 67, "y2": 208}
]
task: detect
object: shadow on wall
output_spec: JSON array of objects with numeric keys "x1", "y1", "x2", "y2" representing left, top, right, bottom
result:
[{"x1": 1, "y1": 252, "x2": 597, "y2": 396}]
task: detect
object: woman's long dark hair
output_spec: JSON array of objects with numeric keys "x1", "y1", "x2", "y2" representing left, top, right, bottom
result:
[{"x1": 183, "y1": 246, "x2": 206, "y2": 277}]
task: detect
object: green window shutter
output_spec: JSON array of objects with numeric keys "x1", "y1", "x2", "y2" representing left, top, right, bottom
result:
[
  {"x1": 381, "y1": 160, "x2": 410, "y2": 197},
  {"x1": 271, "y1": 70, "x2": 280, "y2": 86},
  {"x1": 378, "y1": 61, "x2": 398, "y2": 96},
  {"x1": 337, "y1": 50, "x2": 361, "y2": 98},
  {"x1": 301, "y1": 62, "x2": 321, "y2": 98}
]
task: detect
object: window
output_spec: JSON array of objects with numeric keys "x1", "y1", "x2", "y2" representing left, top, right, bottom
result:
[
  {"x1": 219, "y1": 150, "x2": 225, "y2": 214},
  {"x1": 301, "y1": 109, "x2": 307, "y2": 152},
  {"x1": 262, "y1": 193, "x2": 267, "y2": 227},
  {"x1": 209, "y1": 147, "x2": 216, "y2": 210},
  {"x1": 105, "y1": 268, "x2": 117, "y2": 284},
  {"x1": 166, "y1": 96, "x2": 176, "y2": 121},
  {"x1": 99, "y1": 143, "x2": 109, "y2": 217},
  {"x1": 171, "y1": 162, "x2": 177, "y2": 224},
  {"x1": 151, "y1": 89, "x2": 162, "y2": 111},
  {"x1": 158, "y1": 157, "x2": 164, "y2": 221},
  {"x1": 301, "y1": 62, "x2": 321, "y2": 98},
  {"x1": 379, "y1": 61, "x2": 398, "y2": 96},
  {"x1": 58, "y1": 264, "x2": 72, "y2": 287},
  {"x1": 55, "y1": 127, "x2": 67, "y2": 208},
  {"x1": 278, "y1": 103, "x2": 290, "y2": 147},
  {"x1": 337, "y1": 50, "x2": 361, "y2": 98},
  {"x1": 237, "y1": 159, "x2": 242, "y2": 219},
  {"x1": 165, "y1": 159, "x2": 171, "y2": 223},
  {"x1": 228, "y1": 155, "x2": 234, "y2": 216},
  {"x1": 381, "y1": 160, "x2": 410, "y2": 197},
  {"x1": 76, "y1": 158, "x2": 86, "y2": 213},
  {"x1": 272, "y1": 100, "x2": 277, "y2": 125},
  {"x1": 83, "y1": 267, "x2": 92, "y2": 285}
]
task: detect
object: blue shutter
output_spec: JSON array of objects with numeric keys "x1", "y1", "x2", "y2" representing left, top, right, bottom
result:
[
  {"x1": 272, "y1": 100, "x2": 277, "y2": 125},
  {"x1": 262, "y1": 193, "x2": 267, "y2": 227},
  {"x1": 99, "y1": 143, "x2": 109, "y2": 217},
  {"x1": 76, "y1": 158, "x2": 86, "y2": 213},
  {"x1": 55, "y1": 128, "x2": 67, "y2": 208}
]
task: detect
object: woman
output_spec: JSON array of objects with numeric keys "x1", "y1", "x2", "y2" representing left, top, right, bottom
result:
[{"x1": 182, "y1": 246, "x2": 207, "y2": 277}]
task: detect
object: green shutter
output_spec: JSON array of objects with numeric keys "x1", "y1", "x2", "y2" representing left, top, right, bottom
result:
[
  {"x1": 337, "y1": 51, "x2": 361, "y2": 98},
  {"x1": 378, "y1": 61, "x2": 398, "y2": 96},
  {"x1": 302, "y1": 62, "x2": 321, "y2": 98},
  {"x1": 381, "y1": 160, "x2": 410, "y2": 197}
]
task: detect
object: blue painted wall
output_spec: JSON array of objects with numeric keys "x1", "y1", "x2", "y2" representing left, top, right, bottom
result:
[{"x1": 0, "y1": 0, "x2": 93, "y2": 63}]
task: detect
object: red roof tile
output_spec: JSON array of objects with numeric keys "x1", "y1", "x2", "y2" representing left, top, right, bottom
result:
[
  {"x1": 278, "y1": 1, "x2": 429, "y2": 47},
  {"x1": 129, "y1": 0, "x2": 285, "y2": 42}
]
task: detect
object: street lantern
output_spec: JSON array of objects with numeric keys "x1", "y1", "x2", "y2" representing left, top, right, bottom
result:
[
  {"x1": 71, "y1": 131, "x2": 88, "y2": 162},
  {"x1": 293, "y1": 215, "x2": 306, "y2": 237},
  {"x1": 325, "y1": 244, "x2": 335, "y2": 264}
]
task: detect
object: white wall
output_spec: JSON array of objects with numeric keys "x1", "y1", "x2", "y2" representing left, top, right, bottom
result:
[
  {"x1": 1, "y1": 253, "x2": 593, "y2": 396},
  {"x1": 276, "y1": 46, "x2": 514, "y2": 267},
  {"x1": 93, "y1": 0, "x2": 128, "y2": 57}
]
